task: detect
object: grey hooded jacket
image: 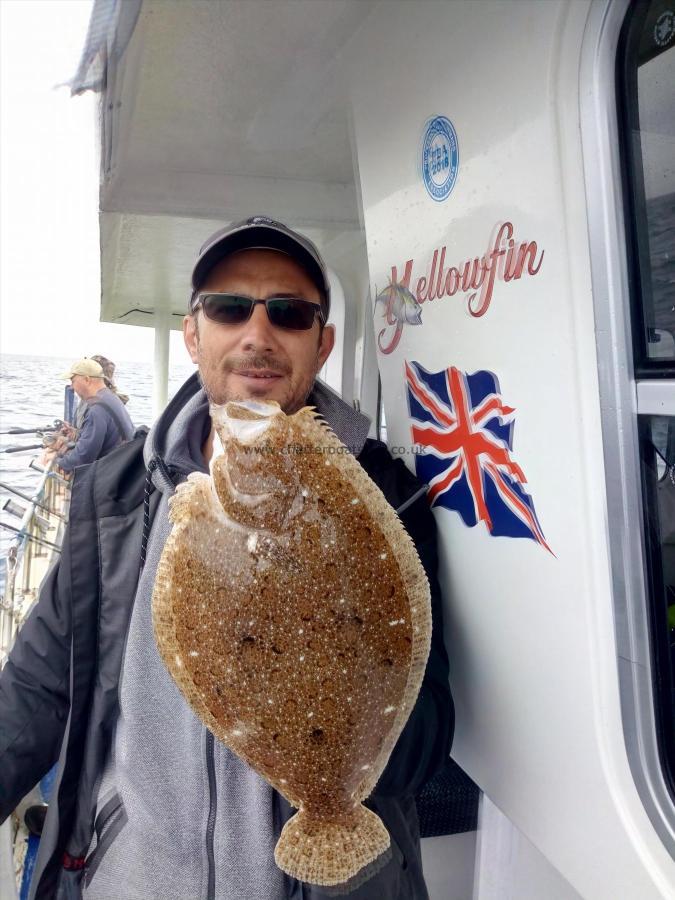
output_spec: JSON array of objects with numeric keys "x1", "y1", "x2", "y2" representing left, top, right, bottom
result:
[{"x1": 0, "y1": 373, "x2": 453, "y2": 899}]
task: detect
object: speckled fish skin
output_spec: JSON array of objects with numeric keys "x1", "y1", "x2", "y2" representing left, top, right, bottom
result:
[{"x1": 152, "y1": 400, "x2": 432, "y2": 886}]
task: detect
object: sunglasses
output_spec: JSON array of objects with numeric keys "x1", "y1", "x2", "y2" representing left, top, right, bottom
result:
[{"x1": 195, "y1": 293, "x2": 326, "y2": 331}]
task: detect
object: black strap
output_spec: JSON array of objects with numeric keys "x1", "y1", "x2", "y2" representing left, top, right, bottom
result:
[
  {"x1": 649, "y1": 440, "x2": 675, "y2": 485},
  {"x1": 140, "y1": 456, "x2": 180, "y2": 571},
  {"x1": 89, "y1": 397, "x2": 129, "y2": 443},
  {"x1": 652, "y1": 440, "x2": 674, "y2": 468}
]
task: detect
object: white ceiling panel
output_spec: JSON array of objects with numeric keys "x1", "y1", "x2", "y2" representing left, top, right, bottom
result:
[{"x1": 95, "y1": 0, "x2": 376, "y2": 324}]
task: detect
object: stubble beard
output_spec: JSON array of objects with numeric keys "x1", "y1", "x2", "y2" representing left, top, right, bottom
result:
[{"x1": 196, "y1": 347, "x2": 318, "y2": 414}]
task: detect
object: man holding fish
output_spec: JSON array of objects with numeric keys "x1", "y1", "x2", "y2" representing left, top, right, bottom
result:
[{"x1": 0, "y1": 216, "x2": 453, "y2": 900}]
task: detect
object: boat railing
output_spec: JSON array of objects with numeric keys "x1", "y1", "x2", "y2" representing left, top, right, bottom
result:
[{"x1": 0, "y1": 459, "x2": 70, "y2": 668}]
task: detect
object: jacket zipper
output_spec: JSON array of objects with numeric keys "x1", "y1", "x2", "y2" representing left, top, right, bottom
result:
[{"x1": 206, "y1": 729, "x2": 217, "y2": 900}]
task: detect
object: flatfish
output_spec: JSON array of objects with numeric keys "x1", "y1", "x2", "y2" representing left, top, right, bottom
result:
[{"x1": 152, "y1": 400, "x2": 432, "y2": 886}]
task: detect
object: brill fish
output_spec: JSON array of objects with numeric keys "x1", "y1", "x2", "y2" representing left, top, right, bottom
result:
[{"x1": 152, "y1": 400, "x2": 431, "y2": 886}]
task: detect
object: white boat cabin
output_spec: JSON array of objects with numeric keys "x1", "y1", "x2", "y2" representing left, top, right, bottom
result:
[{"x1": 66, "y1": 1, "x2": 675, "y2": 897}]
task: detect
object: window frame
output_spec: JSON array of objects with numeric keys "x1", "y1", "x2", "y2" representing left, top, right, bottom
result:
[
  {"x1": 619, "y1": 0, "x2": 675, "y2": 799},
  {"x1": 616, "y1": 1, "x2": 675, "y2": 380},
  {"x1": 580, "y1": 0, "x2": 675, "y2": 855}
]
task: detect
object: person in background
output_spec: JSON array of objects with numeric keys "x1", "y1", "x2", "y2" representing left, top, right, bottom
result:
[
  {"x1": 49, "y1": 355, "x2": 129, "y2": 448},
  {"x1": 46, "y1": 357, "x2": 134, "y2": 472},
  {"x1": 90, "y1": 354, "x2": 130, "y2": 406}
]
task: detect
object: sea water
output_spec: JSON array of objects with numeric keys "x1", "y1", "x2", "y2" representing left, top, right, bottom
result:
[{"x1": 0, "y1": 353, "x2": 196, "y2": 588}]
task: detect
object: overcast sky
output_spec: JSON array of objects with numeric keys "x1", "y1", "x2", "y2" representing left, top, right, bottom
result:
[{"x1": 0, "y1": 0, "x2": 186, "y2": 364}]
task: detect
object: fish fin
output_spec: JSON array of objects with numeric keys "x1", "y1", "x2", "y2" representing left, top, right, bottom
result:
[
  {"x1": 275, "y1": 805, "x2": 390, "y2": 887},
  {"x1": 295, "y1": 408, "x2": 336, "y2": 437},
  {"x1": 374, "y1": 285, "x2": 389, "y2": 307},
  {"x1": 167, "y1": 473, "x2": 212, "y2": 525},
  {"x1": 295, "y1": 405, "x2": 319, "y2": 417}
]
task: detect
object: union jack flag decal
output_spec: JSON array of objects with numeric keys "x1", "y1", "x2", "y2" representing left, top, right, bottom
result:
[{"x1": 405, "y1": 361, "x2": 552, "y2": 554}]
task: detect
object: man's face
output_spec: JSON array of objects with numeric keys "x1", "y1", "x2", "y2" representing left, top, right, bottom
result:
[
  {"x1": 70, "y1": 375, "x2": 87, "y2": 400},
  {"x1": 183, "y1": 249, "x2": 335, "y2": 414}
]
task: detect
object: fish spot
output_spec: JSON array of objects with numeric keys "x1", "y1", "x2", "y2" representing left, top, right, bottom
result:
[{"x1": 309, "y1": 728, "x2": 325, "y2": 744}]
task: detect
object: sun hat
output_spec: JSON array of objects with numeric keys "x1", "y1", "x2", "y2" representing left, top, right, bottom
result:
[
  {"x1": 190, "y1": 215, "x2": 331, "y2": 318},
  {"x1": 61, "y1": 358, "x2": 105, "y2": 379}
]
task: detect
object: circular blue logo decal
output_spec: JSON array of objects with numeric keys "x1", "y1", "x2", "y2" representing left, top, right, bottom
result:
[{"x1": 421, "y1": 116, "x2": 459, "y2": 202}]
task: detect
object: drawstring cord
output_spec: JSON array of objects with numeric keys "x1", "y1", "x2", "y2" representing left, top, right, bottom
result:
[{"x1": 140, "y1": 456, "x2": 175, "y2": 571}]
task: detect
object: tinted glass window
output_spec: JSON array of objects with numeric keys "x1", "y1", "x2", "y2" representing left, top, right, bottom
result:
[
  {"x1": 620, "y1": 1, "x2": 675, "y2": 371},
  {"x1": 640, "y1": 415, "x2": 675, "y2": 790},
  {"x1": 620, "y1": 0, "x2": 675, "y2": 798}
]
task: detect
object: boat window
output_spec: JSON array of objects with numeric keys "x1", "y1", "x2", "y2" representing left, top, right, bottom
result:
[
  {"x1": 639, "y1": 414, "x2": 675, "y2": 790},
  {"x1": 619, "y1": 0, "x2": 675, "y2": 796},
  {"x1": 619, "y1": 0, "x2": 675, "y2": 375}
]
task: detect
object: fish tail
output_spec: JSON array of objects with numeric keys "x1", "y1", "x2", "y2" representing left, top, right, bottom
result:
[{"x1": 274, "y1": 804, "x2": 390, "y2": 886}]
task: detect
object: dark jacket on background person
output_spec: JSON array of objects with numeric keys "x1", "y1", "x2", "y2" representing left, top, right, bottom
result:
[
  {"x1": 0, "y1": 373, "x2": 453, "y2": 900},
  {"x1": 57, "y1": 388, "x2": 134, "y2": 472}
]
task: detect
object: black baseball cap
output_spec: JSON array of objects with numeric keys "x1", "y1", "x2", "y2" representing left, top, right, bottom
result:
[{"x1": 190, "y1": 215, "x2": 331, "y2": 318}]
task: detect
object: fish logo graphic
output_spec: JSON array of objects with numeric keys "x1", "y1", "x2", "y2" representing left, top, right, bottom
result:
[
  {"x1": 405, "y1": 360, "x2": 552, "y2": 553},
  {"x1": 375, "y1": 280, "x2": 424, "y2": 327},
  {"x1": 375, "y1": 280, "x2": 424, "y2": 354}
]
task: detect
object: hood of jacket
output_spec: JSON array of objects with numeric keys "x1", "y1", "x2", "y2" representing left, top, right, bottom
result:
[{"x1": 142, "y1": 371, "x2": 372, "y2": 495}]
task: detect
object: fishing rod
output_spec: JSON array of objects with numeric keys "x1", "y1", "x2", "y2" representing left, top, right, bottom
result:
[
  {"x1": 0, "y1": 522, "x2": 61, "y2": 553},
  {"x1": 0, "y1": 482, "x2": 65, "y2": 520},
  {"x1": 0, "y1": 444, "x2": 45, "y2": 454},
  {"x1": 0, "y1": 426, "x2": 57, "y2": 436},
  {"x1": 29, "y1": 459, "x2": 70, "y2": 486},
  {"x1": 0, "y1": 418, "x2": 64, "y2": 435}
]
